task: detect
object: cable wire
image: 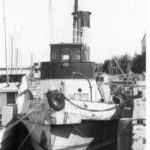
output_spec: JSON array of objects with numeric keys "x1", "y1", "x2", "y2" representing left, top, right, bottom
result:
[
  {"x1": 49, "y1": 0, "x2": 53, "y2": 44},
  {"x1": 5, "y1": 99, "x2": 45, "y2": 132},
  {"x1": 16, "y1": 117, "x2": 38, "y2": 150},
  {"x1": 113, "y1": 57, "x2": 128, "y2": 80},
  {"x1": 62, "y1": 15, "x2": 72, "y2": 42}
]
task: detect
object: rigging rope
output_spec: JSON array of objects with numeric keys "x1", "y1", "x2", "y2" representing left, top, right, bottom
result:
[
  {"x1": 62, "y1": 15, "x2": 72, "y2": 42},
  {"x1": 113, "y1": 57, "x2": 128, "y2": 80},
  {"x1": 16, "y1": 117, "x2": 38, "y2": 150},
  {"x1": 61, "y1": 0, "x2": 73, "y2": 42},
  {"x1": 96, "y1": 82, "x2": 106, "y2": 102},
  {"x1": 5, "y1": 99, "x2": 45, "y2": 132},
  {"x1": 49, "y1": 0, "x2": 53, "y2": 43}
]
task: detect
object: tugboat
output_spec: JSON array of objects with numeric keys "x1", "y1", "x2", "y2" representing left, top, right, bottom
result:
[{"x1": 17, "y1": 0, "x2": 124, "y2": 150}]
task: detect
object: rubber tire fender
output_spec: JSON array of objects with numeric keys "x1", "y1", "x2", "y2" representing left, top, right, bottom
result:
[{"x1": 47, "y1": 92, "x2": 65, "y2": 111}]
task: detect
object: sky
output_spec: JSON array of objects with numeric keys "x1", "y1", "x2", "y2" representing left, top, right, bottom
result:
[{"x1": 0, "y1": 0, "x2": 146, "y2": 67}]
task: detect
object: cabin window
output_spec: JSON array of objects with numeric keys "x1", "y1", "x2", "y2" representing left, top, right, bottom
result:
[
  {"x1": 52, "y1": 49, "x2": 60, "y2": 61},
  {"x1": 72, "y1": 48, "x2": 81, "y2": 61},
  {"x1": 84, "y1": 51, "x2": 88, "y2": 61},
  {"x1": 61, "y1": 48, "x2": 70, "y2": 61},
  {"x1": 7, "y1": 92, "x2": 16, "y2": 104},
  {"x1": 62, "y1": 55, "x2": 69, "y2": 61}
]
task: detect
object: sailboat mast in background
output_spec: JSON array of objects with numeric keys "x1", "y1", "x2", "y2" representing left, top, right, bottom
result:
[{"x1": 3, "y1": 0, "x2": 9, "y2": 85}]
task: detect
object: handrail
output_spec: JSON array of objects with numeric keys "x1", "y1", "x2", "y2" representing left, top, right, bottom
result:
[
  {"x1": 63, "y1": 94, "x2": 121, "y2": 112},
  {"x1": 72, "y1": 72, "x2": 93, "y2": 102}
]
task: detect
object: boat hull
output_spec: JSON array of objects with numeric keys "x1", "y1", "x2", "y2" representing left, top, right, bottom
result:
[
  {"x1": 22, "y1": 120, "x2": 119, "y2": 150},
  {"x1": 0, "y1": 121, "x2": 34, "y2": 150}
]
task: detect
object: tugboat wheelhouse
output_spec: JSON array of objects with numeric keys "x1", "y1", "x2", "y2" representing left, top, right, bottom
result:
[{"x1": 41, "y1": 43, "x2": 97, "y2": 80}]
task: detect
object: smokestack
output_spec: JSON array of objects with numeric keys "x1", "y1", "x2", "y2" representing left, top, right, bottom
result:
[
  {"x1": 77, "y1": 11, "x2": 91, "y2": 45},
  {"x1": 77, "y1": 11, "x2": 91, "y2": 28},
  {"x1": 72, "y1": 0, "x2": 91, "y2": 45}
]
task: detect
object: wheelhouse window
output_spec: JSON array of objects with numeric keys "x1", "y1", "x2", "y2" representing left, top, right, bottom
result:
[
  {"x1": 61, "y1": 48, "x2": 70, "y2": 61},
  {"x1": 71, "y1": 48, "x2": 81, "y2": 61},
  {"x1": 51, "y1": 49, "x2": 60, "y2": 61},
  {"x1": 84, "y1": 51, "x2": 88, "y2": 61},
  {"x1": 51, "y1": 45, "x2": 83, "y2": 62}
]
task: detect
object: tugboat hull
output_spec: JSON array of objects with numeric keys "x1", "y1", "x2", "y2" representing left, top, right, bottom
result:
[{"x1": 22, "y1": 120, "x2": 119, "y2": 150}]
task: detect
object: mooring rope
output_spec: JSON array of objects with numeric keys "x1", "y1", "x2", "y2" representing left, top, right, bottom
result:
[
  {"x1": 5, "y1": 99, "x2": 45, "y2": 132},
  {"x1": 16, "y1": 117, "x2": 38, "y2": 150}
]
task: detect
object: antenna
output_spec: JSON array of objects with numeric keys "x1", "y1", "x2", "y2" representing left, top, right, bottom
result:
[
  {"x1": 11, "y1": 35, "x2": 13, "y2": 74},
  {"x1": 3, "y1": 0, "x2": 9, "y2": 85},
  {"x1": 72, "y1": 0, "x2": 91, "y2": 44},
  {"x1": 49, "y1": 0, "x2": 53, "y2": 44}
]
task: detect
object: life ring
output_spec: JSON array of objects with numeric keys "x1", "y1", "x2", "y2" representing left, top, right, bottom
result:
[{"x1": 46, "y1": 90, "x2": 65, "y2": 111}]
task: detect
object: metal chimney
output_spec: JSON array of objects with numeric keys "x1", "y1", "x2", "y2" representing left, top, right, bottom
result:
[{"x1": 72, "y1": 0, "x2": 91, "y2": 45}]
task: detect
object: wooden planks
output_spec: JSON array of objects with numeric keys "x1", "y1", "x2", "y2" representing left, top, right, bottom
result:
[{"x1": 132, "y1": 98, "x2": 146, "y2": 150}]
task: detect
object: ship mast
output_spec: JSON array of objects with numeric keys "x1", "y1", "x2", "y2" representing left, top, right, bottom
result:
[
  {"x1": 73, "y1": 0, "x2": 78, "y2": 43},
  {"x1": 3, "y1": 0, "x2": 9, "y2": 85}
]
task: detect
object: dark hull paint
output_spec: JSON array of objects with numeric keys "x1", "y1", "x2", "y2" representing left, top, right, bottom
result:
[
  {"x1": 51, "y1": 120, "x2": 119, "y2": 150},
  {"x1": 1, "y1": 122, "x2": 34, "y2": 150},
  {"x1": 1, "y1": 119, "x2": 119, "y2": 150},
  {"x1": 17, "y1": 120, "x2": 119, "y2": 150}
]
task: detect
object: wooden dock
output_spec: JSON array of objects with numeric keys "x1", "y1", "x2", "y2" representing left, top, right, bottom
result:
[
  {"x1": 132, "y1": 97, "x2": 146, "y2": 150},
  {"x1": 117, "y1": 83, "x2": 146, "y2": 150}
]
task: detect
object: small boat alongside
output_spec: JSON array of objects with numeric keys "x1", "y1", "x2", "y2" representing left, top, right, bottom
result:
[{"x1": 0, "y1": 75, "x2": 33, "y2": 150}]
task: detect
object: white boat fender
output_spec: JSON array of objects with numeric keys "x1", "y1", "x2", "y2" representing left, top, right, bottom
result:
[{"x1": 46, "y1": 90, "x2": 65, "y2": 111}]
